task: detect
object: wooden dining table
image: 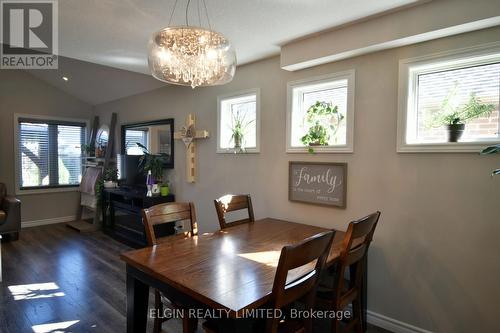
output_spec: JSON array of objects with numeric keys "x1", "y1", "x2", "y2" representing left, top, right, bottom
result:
[{"x1": 120, "y1": 218, "x2": 367, "y2": 333}]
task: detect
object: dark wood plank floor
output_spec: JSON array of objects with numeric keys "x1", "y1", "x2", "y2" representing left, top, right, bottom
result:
[{"x1": 0, "y1": 223, "x2": 392, "y2": 333}]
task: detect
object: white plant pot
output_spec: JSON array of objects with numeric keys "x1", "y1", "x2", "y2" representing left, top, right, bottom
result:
[
  {"x1": 103, "y1": 181, "x2": 117, "y2": 188},
  {"x1": 151, "y1": 184, "x2": 160, "y2": 195}
]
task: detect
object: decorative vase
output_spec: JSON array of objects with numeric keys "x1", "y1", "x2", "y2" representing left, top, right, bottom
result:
[
  {"x1": 447, "y1": 124, "x2": 465, "y2": 142},
  {"x1": 160, "y1": 185, "x2": 169, "y2": 197},
  {"x1": 152, "y1": 184, "x2": 160, "y2": 195},
  {"x1": 234, "y1": 134, "x2": 242, "y2": 150}
]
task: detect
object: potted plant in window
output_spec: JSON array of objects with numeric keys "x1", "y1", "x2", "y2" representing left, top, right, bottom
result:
[
  {"x1": 481, "y1": 144, "x2": 500, "y2": 176},
  {"x1": 136, "y1": 143, "x2": 169, "y2": 195},
  {"x1": 229, "y1": 108, "x2": 254, "y2": 152},
  {"x1": 301, "y1": 101, "x2": 344, "y2": 153},
  {"x1": 429, "y1": 91, "x2": 495, "y2": 143}
]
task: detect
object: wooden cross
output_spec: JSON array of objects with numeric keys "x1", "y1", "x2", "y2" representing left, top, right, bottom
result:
[{"x1": 174, "y1": 114, "x2": 209, "y2": 183}]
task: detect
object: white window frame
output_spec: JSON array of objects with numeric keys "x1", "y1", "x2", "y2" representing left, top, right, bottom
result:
[
  {"x1": 397, "y1": 42, "x2": 500, "y2": 153},
  {"x1": 14, "y1": 113, "x2": 89, "y2": 195},
  {"x1": 217, "y1": 88, "x2": 261, "y2": 154},
  {"x1": 286, "y1": 70, "x2": 355, "y2": 153}
]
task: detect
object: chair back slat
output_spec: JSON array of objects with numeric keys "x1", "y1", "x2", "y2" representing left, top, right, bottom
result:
[
  {"x1": 267, "y1": 231, "x2": 335, "y2": 333},
  {"x1": 214, "y1": 194, "x2": 255, "y2": 229},
  {"x1": 142, "y1": 202, "x2": 198, "y2": 246},
  {"x1": 148, "y1": 210, "x2": 192, "y2": 225},
  {"x1": 344, "y1": 243, "x2": 368, "y2": 266}
]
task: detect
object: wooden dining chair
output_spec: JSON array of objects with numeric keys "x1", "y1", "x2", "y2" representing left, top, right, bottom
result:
[
  {"x1": 316, "y1": 211, "x2": 381, "y2": 333},
  {"x1": 142, "y1": 202, "x2": 199, "y2": 333},
  {"x1": 214, "y1": 194, "x2": 255, "y2": 229},
  {"x1": 202, "y1": 230, "x2": 335, "y2": 333},
  {"x1": 266, "y1": 230, "x2": 335, "y2": 333}
]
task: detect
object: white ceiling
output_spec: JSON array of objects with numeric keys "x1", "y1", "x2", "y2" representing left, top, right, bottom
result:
[
  {"x1": 58, "y1": 0, "x2": 418, "y2": 74},
  {"x1": 26, "y1": 0, "x2": 419, "y2": 105}
]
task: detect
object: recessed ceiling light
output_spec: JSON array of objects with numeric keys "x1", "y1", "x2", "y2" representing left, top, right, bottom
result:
[{"x1": 62, "y1": 76, "x2": 69, "y2": 81}]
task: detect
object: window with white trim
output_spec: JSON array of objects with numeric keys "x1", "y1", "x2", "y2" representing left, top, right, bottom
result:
[
  {"x1": 287, "y1": 71, "x2": 355, "y2": 153},
  {"x1": 217, "y1": 89, "x2": 260, "y2": 153},
  {"x1": 16, "y1": 116, "x2": 86, "y2": 191},
  {"x1": 398, "y1": 44, "x2": 500, "y2": 152}
]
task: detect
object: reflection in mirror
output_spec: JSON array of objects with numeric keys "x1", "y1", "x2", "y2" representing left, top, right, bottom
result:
[
  {"x1": 121, "y1": 119, "x2": 174, "y2": 169},
  {"x1": 125, "y1": 128, "x2": 149, "y2": 155},
  {"x1": 124, "y1": 125, "x2": 172, "y2": 156}
]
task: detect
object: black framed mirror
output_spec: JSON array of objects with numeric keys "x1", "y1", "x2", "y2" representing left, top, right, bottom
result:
[{"x1": 121, "y1": 119, "x2": 174, "y2": 169}]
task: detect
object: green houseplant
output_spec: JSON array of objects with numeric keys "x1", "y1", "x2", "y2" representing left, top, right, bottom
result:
[
  {"x1": 429, "y1": 90, "x2": 495, "y2": 142},
  {"x1": 481, "y1": 144, "x2": 500, "y2": 176},
  {"x1": 95, "y1": 167, "x2": 118, "y2": 204},
  {"x1": 229, "y1": 108, "x2": 254, "y2": 152},
  {"x1": 136, "y1": 143, "x2": 169, "y2": 183},
  {"x1": 301, "y1": 101, "x2": 344, "y2": 153}
]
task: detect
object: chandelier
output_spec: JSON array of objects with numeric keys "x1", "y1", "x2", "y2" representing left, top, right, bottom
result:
[{"x1": 148, "y1": 0, "x2": 236, "y2": 89}]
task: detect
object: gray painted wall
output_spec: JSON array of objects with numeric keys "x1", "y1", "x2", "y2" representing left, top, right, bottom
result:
[
  {"x1": 0, "y1": 70, "x2": 93, "y2": 222},
  {"x1": 95, "y1": 27, "x2": 500, "y2": 332}
]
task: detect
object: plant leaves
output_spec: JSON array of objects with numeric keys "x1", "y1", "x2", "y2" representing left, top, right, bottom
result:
[{"x1": 481, "y1": 144, "x2": 500, "y2": 155}]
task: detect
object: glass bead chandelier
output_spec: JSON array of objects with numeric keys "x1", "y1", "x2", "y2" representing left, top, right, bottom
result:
[{"x1": 148, "y1": 0, "x2": 236, "y2": 89}]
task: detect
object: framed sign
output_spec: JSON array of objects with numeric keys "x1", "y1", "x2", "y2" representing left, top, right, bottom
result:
[{"x1": 289, "y1": 161, "x2": 347, "y2": 208}]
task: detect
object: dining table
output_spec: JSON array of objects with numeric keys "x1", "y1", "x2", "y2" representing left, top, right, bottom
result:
[{"x1": 120, "y1": 218, "x2": 368, "y2": 332}]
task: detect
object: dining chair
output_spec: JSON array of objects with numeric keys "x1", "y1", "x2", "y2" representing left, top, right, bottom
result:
[
  {"x1": 213, "y1": 194, "x2": 255, "y2": 229},
  {"x1": 203, "y1": 230, "x2": 335, "y2": 333},
  {"x1": 316, "y1": 211, "x2": 381, "y2": 333},
  {"x1": 142, "y1": 202, "x2": 199, "y2": 333}
]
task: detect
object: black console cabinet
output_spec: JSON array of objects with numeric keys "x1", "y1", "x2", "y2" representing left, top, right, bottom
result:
[{"x1": 102, "y1": 187, "x2": 175, "y2": 248}]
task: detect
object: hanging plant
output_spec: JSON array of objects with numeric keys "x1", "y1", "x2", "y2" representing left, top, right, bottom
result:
[{"x1": 301, "y1": 101, "x2": 344, "y2": 153}]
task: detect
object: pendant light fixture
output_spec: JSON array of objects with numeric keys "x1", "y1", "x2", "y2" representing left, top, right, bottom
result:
[{"x1": 148, "y1": 0, "x2": 236, "y2": 89}]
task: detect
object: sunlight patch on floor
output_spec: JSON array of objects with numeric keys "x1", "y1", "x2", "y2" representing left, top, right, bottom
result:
[
  {"x1": 32, "y1": 320, "x2": 80, "y2": 333},
  {"x1": 8, "y1": 282, "x2": 65, "y2": 300}
]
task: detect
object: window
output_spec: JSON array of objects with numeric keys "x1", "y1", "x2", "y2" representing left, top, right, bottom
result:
[
  {"x1": 217, "y1": 89, "x2": 260, "y2": 153},
  {"x1": 15, "y1": 115, "x2": 87, "y2": 193},
  {"x1": 286, "y1": 71, "x2": 355, "y2": 153},
  {"x1": 124, "y1": 129, "x2": 149, "y2": 155},
  {"x1": 398, "y1": 44, "x2": 500, "y2": 152}
]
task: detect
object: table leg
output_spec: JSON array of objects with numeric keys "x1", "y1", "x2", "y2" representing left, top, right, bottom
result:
[{"x1": 126, "y1": 265, "x2": 150, "y2": 333}]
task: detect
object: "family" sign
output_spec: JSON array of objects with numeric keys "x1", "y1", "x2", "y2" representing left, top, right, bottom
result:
[{"x1": 289, "y1": 162, "x2": 347, "y2": 208}]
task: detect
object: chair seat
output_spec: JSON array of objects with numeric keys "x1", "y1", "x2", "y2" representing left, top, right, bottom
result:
[{"x1": 0, "y1": 210, "x2": 6, "y2": 223}]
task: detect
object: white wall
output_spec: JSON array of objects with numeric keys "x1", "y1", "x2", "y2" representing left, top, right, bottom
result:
[
  {"x1": 95, "y1": 27, "x2": 500, "y2": 332},
  {"x1": 0, "y1": 70, "x2": 93, "y2": 222}
]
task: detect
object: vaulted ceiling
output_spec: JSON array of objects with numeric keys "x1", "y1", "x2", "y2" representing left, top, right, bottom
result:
[{"x1": 28, "y1": 0, "x2": 419, "y2": 105}]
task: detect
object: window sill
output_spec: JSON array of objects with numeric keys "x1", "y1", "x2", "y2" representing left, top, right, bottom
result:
[
  {"x1": 397, "y1": 141, "x2": 500, "y2": 153},
  {"x1": 217, "y1": 148, "x2": 260, "y2": 154},
  {"x1": 286, "y1": 145, "x2": 353, "y2": 153},
  {"x1": 16, "y1": 186, "x2": 80, "y2": 196}
]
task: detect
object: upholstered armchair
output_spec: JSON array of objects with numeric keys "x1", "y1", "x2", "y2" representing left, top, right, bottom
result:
[{"x1": 0, "y1": 183, "x2": 21, "y2": 241}]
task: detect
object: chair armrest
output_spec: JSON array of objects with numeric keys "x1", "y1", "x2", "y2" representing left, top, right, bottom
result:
[{"x1": 2, "y1": 196, "x2": 21, "y2": 224}]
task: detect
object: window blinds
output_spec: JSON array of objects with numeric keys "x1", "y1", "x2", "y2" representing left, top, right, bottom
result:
[{"x1": 18, "y1": 118, "x2": 86, "y2": 189}]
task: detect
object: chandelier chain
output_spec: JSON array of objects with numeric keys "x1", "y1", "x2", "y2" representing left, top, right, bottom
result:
[
  {"x1": 202, "y1": 0, "x2": 212, "y2": 30},
  {"x1": 167, "y1": 0, "x2": 179, "y2": 26},
  {"x1": 185, "y1": 0, "x2": 191, "y2": 26}
]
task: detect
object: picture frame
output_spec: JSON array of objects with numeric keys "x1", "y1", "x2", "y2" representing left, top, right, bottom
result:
[{"x1": 288, "y1": 161, "x2": 347, "y2": 208}]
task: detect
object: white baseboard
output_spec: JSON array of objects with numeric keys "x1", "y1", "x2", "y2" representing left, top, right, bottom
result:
[
  {"x1": 21, "y1": 215, "x2": 77, "y2": 228},
  {"x1": 367, "y1": 310, "x2": 434, "y2": 333}
]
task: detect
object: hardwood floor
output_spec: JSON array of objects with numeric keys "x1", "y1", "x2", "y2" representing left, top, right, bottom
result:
[{"x1": 0, "y1": 223, "x2": 392, "y2": 333}]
